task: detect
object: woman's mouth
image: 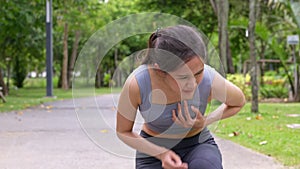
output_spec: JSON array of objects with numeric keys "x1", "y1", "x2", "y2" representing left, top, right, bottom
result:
[{"x1": 182, "y1": 89, "x2": 194, "y2": 93}]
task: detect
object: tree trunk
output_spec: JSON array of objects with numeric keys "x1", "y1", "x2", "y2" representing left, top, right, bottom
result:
[
  {"x1": 217, "y1": 0, "x2": 228, "y2": 73},
  {"x1": 0, "y1": 69, "x2": 8, "y2": 96},
  {"x1": 226, "y1": 31, "x2": 235, "y2": 73},
  {"x1": 259, "y1": 40, "x2": 266, "y2": 86},
  {"x1": 249, "y1": 0, "x2": 259, "y2": 113},
  {"x1": 114, "y1": 48, "x2": 121, "y2": 87},
  {"x1": 95, "y1": 68, "x2": 101, "y2": 88},
  {"x1": 62, "y1": 22, "x2": 69, "y2": 89},
  {"x1": 68, "y1": 30, "x2": 81, "y2": 88},
  {"x1": 211, "y1": 0, "x2": 233, "y2": 74},
  {"x1": 292, "y1": 45, "x2": 300, "y2": 101},
  {"x1": 6, "y1": 58, "x2": 11, "y2": 92}
]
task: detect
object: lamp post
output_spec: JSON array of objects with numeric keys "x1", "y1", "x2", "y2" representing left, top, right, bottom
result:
[
  {"x1": 46, "y1": 0, "x2": 53, "y2": 97},
  {"x1": 287, "y1": 35, "x2": 299, "y2": 100}
]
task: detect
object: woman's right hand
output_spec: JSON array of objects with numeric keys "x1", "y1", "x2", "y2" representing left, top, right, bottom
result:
[{"x1": 160, "y1": 150, "x2": 188, "y2": 169}]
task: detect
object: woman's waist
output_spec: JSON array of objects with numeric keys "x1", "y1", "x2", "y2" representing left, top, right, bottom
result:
[{"x1": 142, "y1": 124, "x2": 204, "y2": 139}]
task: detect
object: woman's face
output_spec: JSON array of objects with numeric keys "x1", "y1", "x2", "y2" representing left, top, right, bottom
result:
[{"x1": 167, "y1": 56, "x2": 204, "y2": 99}]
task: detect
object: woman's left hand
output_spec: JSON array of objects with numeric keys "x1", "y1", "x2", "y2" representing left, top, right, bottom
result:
[{"x1": 172, "y1": 100, "x2": 206, "y2": 130}]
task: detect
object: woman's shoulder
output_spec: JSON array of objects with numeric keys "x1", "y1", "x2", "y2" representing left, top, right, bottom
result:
[
  {"x1": 201, "y1": 64, "x2": 216, "y2": 85},
  {"x1": 120, "y1": 66, "x2": 146, "y2": 106}
]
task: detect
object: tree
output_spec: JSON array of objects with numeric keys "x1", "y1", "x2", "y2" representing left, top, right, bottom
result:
[
  {"x1": 54, "y1": 0, "x2": 104, "y2": 89},
  {"x1": 249, "y1": 0, "x2": 259, "y2": 112},
  {"x1": 0, "y1": 0, "x2": 45, "y2": 91},
  {"x1": 210, "y1": 0, "x2": 234, "y2": 73}
]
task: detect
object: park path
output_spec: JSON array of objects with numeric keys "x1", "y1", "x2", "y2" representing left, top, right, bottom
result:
[{"x1": 0, "y1": 94, "x2": 287, "y2": 169}]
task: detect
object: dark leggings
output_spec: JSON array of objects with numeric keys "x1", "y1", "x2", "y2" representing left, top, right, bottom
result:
[{"x1": 136, "y1": 131, "x2": 223, "y2": 169}]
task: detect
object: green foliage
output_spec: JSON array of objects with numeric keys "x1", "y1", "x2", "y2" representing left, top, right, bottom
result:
[
  {"x1": 103, "y1": 72, "x2": 111, "y2": 87},
  {"x1": 227, "y1": 72, "x2": 289, "y2": 100},
  {"x1": 1, "y1": 0, "x2": 300, "y2": 92},
  {"x1": 135, "y1": 0, "x2": 217, "y2": 36},
  {"x1": 260, "y1": 70, "x2": 288, "y2": 99},
  {"x1": 227, "y1": 74, "x2": 252, "y2": 100},
  {"x1": 0, "y1": 0, "x2": 46, "y2": 89},
  {"x1": 260, "y1": 84, "x2": 288, "y2": 98}
]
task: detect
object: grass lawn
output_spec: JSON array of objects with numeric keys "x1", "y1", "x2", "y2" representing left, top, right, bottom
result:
[
  {"x1": 213, "y1": 103, "x2": 300, "y2": 167},
  {"x1": 0, "y1": 87, "x2": 112, "y2": 112}
]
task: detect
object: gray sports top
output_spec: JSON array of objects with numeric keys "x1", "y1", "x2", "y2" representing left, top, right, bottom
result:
[{"x1": 135, "y1": 64, "x2": 215, "y2": 142}]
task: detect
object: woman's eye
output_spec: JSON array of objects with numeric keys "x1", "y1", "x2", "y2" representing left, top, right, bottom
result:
[{"x1": 179, "y1": 76, "x2": 188, "y2": 80}]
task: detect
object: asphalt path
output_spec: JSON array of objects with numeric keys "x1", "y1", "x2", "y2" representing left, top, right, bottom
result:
[{"x1": 0, "y1": 94, "x2": 287, "y2": 169}]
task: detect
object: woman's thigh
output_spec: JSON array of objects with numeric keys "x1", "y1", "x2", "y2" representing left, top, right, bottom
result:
[
  {"x1": 136, "y1": 156, "x2": 162, "y2": 169},
  {"x1": 182, "y1": 143, "x2": 223, "y2": 169}
]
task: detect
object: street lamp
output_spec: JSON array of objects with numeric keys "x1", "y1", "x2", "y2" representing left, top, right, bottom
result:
[
  {"x1": 287, "y1": 34, "x2": 299, "y2": 100},
  {"x1": 46, "y1": 0, "x2": 53, "y2": 97}
]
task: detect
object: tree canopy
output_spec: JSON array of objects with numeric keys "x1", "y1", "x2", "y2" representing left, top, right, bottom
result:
[{"x1": 0, "y1": 0, "x2": 300, "y2": 103}]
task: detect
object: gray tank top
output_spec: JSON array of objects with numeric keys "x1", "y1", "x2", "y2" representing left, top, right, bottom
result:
[{"x1": 135, "y1": 64, "x2": 215, "y2": 142}]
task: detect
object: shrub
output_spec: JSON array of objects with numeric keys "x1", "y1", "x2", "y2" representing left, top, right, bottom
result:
[
  {"x1": 227, "y1": 74, "x2": 252, "y2": 101},
  {"x1": 260, "y1": 72, "x2": 288, "y2": 99},
  {"x1": 260, "y1": 84, "x2": 288, "y2": 98}
]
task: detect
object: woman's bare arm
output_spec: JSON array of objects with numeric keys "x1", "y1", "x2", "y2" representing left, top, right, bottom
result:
[
  {"x1": 205, "y1": 71, "x2": 246, "y2": 126},
  {"x1": 116, "y1": 76, "x2": 167, "y2": 158}
]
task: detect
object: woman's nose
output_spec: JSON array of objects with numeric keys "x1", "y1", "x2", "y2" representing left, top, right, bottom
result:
[{"x1": 186, "y1": 77, "x2": 196, "y2": 88}]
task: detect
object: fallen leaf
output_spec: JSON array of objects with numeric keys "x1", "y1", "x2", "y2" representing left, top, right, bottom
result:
[
  {"x1": 246, "y1": 117, "x2": 251, "y2": 121},
  {"x1": 17, "y1": 111, "x2": 23, "y2": 115},
  {"x1": 46, "y1": 105, "x2": 53, "y2": 109},
  {"x1": 286, "y1": 124, "x2": 300, "y2": 129},
  {"x1": 228, "y1": 133, "x2": 234, "y2": 137},
  {"x1": 259, "y1": 140, "x2": 268, "y2": 145},
  {"x1": 228, "y1": 131, "x2": 239, "y2": 137},
  {"x1": 286, "y1": 114, "x2": 300, "y2": 117},
  {"x1": 247, "y1": 133, "x2": 253, "y2": 138},
  {"x1": 256, "y1": 114, "x2": 263, "y2": 120},
  {"x1": 100, "y1": 129, "x2": 108, "y2": 133},
  {"x1": 233, "y1": 131, "x2": 240, "y2": 136}
]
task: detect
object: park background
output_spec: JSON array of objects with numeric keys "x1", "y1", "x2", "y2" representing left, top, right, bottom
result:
[{"x1": 0, "y1": 0, "x2": 300, "y2": 168}]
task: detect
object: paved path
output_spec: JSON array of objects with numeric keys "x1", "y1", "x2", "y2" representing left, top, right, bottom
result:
[{"x1": 0, "y1": 94, "x2": 287, "y2": 169}]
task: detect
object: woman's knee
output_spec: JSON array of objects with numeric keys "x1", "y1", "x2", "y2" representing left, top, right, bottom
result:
[
  {"x1": 184, "y1": 144, "x2": 222, "y2": 169},
  {"x1": 188, "y1": 157, "x2": 222, "y2": 169}
]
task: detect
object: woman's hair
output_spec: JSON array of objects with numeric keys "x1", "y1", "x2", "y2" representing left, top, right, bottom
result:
[{"x1": 142, "y1": 25, "x2": 207, "y2": 72}]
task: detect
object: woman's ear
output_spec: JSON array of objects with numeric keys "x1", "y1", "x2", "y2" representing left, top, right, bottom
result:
[
  {"x1": 153, "y1": 63, "x2": 160, "y2": 70},
  {"x1": 153, "y1": 63, "x2": 167, "y2": 77}
]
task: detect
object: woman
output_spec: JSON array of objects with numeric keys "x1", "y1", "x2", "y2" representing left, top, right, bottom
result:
[{"x1": 116, "y1": 25, "x2": 245, "y2": 169}]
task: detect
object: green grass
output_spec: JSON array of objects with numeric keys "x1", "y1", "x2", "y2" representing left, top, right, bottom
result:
[
  {"x1": 0, "y1": 87, "x2": 112, "y2": 112},
  {"x1": 213, "y1": 103, "x2": 300, "y2": 167}
]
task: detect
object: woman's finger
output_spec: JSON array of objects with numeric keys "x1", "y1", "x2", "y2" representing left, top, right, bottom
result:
[
  {"x1": 191, "y1": 105, "x2": 206, "y2": 129},
  {"x1": 177, "y1": 103, "x2": 186, "y2": 122},
  {"x1": 191, "y1": 105, "x2": 202, "y2": 118},
  {"x1": 183, "y1": 100, "x2": 192, "y2": 121},
  {"x1": 172, "y1": 110, "x2": 183, "y2": 126}
]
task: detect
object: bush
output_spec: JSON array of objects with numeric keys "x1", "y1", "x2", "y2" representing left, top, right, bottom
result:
[
  {"x1": 227, "y1": 74, "x2": 252, "y2": 101},
  {"x1": 103, "y1": 72, "x2": 111, "y2": 87},
  {"x1": 260, "y1": 84, "x2": 288, "y2": 98},
  {"x1": 260, "y1": 72, "x2": 288, "y2": 99},
  {"x1": 226, "y1": 73, "x2": 288, "y2": 100}
]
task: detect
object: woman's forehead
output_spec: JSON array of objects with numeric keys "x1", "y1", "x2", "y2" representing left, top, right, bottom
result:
[{"x1": 170, "y1": 57, "x2": 204, "y2": 75}]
